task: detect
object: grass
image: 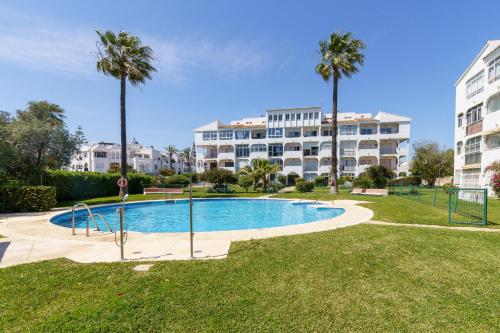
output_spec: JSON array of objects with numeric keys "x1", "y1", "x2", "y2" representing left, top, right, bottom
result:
[
  {"x1": 0, "y1": 224, "x2": 498, "y2": 331},
  {"x1": 56, "y1": 185, "x2": 265, "y2": 207},
  {"x1": 274, "y1": 187, "x2": 500, "y2": 228}
]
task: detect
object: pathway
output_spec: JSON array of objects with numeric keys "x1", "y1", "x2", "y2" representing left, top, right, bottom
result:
[{"x1": 367, "y1": 220, "x2": 500, "y2": 233}]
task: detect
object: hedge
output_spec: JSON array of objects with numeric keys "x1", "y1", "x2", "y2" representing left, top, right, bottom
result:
[
  {"x1": 163, "y1": 175, "x2": 191, "y2": 187},
  {"x1": 296, "y1": 181, "x2": 314, "y2": 192},
  {"x1": 43, "y1": 170, "x2": 154, "y2": 202},
  {"x1": 387, "y1": 176, "x2": 422, "y2": 186},
  {"x1": 0, "y1": 185, "x2": 56, "y2": 212}
]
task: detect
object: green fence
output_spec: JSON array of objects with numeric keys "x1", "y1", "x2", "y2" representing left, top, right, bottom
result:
[
  {"x1": 388, "y1": 184, "x2": 488, "y2": 225},
  {"x1": 448, "y1": 188, "x2": 488, "y2": 225}
]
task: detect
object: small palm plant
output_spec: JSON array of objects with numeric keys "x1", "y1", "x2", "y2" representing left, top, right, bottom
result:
[
  {"x1": 165, "y1": 145, "x2": 177, "y2": 170},
  {"x1": 181, "y1": 147, "x2": 192, "y2": 172},
  {"x1": 96, "y1": 30, "x2": 156, "y2": 196},
  {"x1": 240, "y1": 159, "x2": 279, "y2": 191},
  {"x1": 316, "y1": 32, "x2": 365, "y2": 194}
]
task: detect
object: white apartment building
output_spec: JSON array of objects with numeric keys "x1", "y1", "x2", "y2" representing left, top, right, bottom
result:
[
  {"x1": 69, "y1": 138, "x2": 189, "y2": 174},
  {"x1": 194, "y1": 107, "x2": 411, "y2": 184},
  {"x1": 454, "y1": 40, "x2": 500, "y2": 193}
]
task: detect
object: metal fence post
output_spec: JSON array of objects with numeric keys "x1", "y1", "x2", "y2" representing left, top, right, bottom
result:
[
  {"x1": 483, "y1": 188, "x2": 488, "y2": 226},
  {"x1": 120, "y1": 207, "x2": 124, "y2": 260},
  {"x1": 432, "y1": 186, "x2": 437, "y2": 207},
  {"x1": 189, "y1": 182, "x2": 193, "y2": 258},
  {"x1": 448, "y1": 190, "x2": 452, "y2": 224}
]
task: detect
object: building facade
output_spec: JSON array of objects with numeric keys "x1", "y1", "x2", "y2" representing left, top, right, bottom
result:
[
  {"x1": 69, "y1": 139, "x2": 191, "y2": 174},
  {"x1": 454, "y1": 40, "x2": 500, "y2": 193},
  {"x1": 194, "y1": 107, "x2": 411, "y2": 184}
]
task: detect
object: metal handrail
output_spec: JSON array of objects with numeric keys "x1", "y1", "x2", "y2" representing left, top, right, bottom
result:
[{"x1": 71, "y1": 202, "x2": 113, "y2": 236}]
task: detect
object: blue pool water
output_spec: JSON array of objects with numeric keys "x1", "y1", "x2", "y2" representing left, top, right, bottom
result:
[{"x1": 51, "y1": 199, "x2": 345, "y2": 233}]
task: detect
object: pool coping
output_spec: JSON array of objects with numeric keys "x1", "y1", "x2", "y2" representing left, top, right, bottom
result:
[{"x1": 0, "y1": 198, "x2": 373, "y2": 267}]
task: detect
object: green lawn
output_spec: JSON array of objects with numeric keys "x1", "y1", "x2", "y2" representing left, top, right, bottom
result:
[
  {"x1": 0, "y1": 224, "x2": 498, "y2": 331},
  {"x1": 274, "y1": 188, "x2": 500, "y2": 228},
  {"x1": 56, "y1": 185, "x2": 265, "y2": 207}
]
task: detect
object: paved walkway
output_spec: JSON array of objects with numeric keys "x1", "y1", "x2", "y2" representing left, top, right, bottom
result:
[
  {"x1": 0, "y1": 198, "x2": 373, "y2": 267},
  {"x1": 367, "y1": 220, "x2": 500, "y2": 233}
]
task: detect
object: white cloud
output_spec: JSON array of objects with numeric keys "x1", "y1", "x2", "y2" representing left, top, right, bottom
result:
[{"x1": 0, "y1": 13, "x2": 271, "y2": 83}]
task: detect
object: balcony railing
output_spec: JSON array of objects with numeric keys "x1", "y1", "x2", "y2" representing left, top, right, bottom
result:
[
  {"x1": 303, "y1": 150, "x2": 319, "y2": 156},
  {"x1": 340, "y1": 149, "x2": 356, "y2": 156},
  {"x1": 342, "y1": 165, "x2": 356, "y2": 171},
  {"x1": 466, "y1": 120, "x2": 483, "y2": 136},
  {"x1": 304, "y1": 165, "x2": 319, "y2": 172},
  {"x1": 380, "y1": 147, "x2": 397, "y2": 154},
  {"x1": 204, "y1": 153, "x2": 218, "y2": 159}
]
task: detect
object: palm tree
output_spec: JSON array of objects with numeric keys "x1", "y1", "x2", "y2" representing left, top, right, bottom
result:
[
  {"x1": 240, "y1": 159, "x2": 279, "y2": 191},
  {"x1": 181, "y1": 147, "x2": 193, "y2": 173},
  {"x1": 165, "y1": 145, "x2": 177, "y2": 170},
  {"x1": 315, "y1": 32, "x2": 365, "y2": 194},
  {"x1": 96, "y1": 30, "x2": 156, "y2": 196}
]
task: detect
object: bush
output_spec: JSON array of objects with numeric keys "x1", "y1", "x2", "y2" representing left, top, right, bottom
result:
[
  {"x1": 183, "y1": 173, "x2": 199, "y2": 183},
  {"x1": 43, "y1": 170, "x2": 154, "y2": 202},
  {"x1": 337, "y1": 176, "x2": 347, "y2": 187},
  {"x1": 365, "y1": 165, "x2": 395, "y2": 189},
  {"x1": 238, "y1": 175, "x2": 253, "y2": 192},
  {"x1": 164, "y1": 174, "x2": 191, "y2": 187},
  {"x1": 0, "y1": 185, "x2": 56, "y2": 212},
  {"x1": 491, "y1": 173, "x2": 500, "y2": 197},
  {"x1": 295, "y1": 177, "x2": 305, "y2": 184},
  {"x1": 207, "y1": 184, "x2": 235, "y2": 193},
  {"x1": 314, "y1": 176, "x2": 327, "y2": 187},
  {"x1": 159, "y1": 168, "x2": 176, "y2": 177},
  {"x1": 201, "y1": 168, "x2": 237, "y2": 186},
  {"x1": 278, "y1": 175, "x2": 287, "y2": 186},
  {"x1": 387, "y1": 176, "x2": 422, "y2": 186},
  {"x1": 353, "y1": 176, "x2": 373, "y2": 189},
  {"x1": 442, "y1": 183, "x2": 457, "y2": 194},
  {"x1": 296, "y1": 181, "x2": 314, "y2": 192}
]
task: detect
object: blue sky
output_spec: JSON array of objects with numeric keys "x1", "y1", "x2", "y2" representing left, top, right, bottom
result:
[{"x1": 0, "y1": 0, "x2": 498, "y2": 151}]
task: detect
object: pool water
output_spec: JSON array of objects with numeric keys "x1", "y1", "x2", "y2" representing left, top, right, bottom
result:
[{"x1": 51, "y1": 199, "x2": 345, "y2": 233}]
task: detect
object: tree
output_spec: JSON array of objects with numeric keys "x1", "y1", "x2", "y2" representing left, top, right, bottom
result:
[
  {"x1": 365, "y1": 165, "x2": 395, "y2": 189},
  {"x1": 165, "y1": 145, "x2": 177, "y2": 170},
  {"x1": 0, "y1": 111, "x2": 17, "y2": 178},
  {"x1": 316, "y1": 32, "x2": 365, "y2": 194},
  {"x1": 190, "y1": 142, "x2": 196, "y2": 170},
  {"x1": 96, "y1": 30, "x2": 156, "y2": 196},
  {"x1": 239, "y1": 159, "x2": 279, "y2": 191},
  {"x1": 202, "y1": 168, "x2": 237, "y2": 186},
  {"x1": 181, "y1": 147, "x2": 192, "y2": 172},
  {"x1": 410, "y1": 141, "x2": 453, "y2": 186},
  {"x1": 74, "y1": 125, "x2": 88, "y2": 152},
  {"x1": 238, "y1": 175, "x2": 253, "y2": 193},
  {"x1": 9, "y1": 101, "x2": 77, "y2": 183}
]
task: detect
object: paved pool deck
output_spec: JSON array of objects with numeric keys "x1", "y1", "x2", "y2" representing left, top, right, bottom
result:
[{"x1": 0, "y1": 198, "x2": 373, "y2": 268}]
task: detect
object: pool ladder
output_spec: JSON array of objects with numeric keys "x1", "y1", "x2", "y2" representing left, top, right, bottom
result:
[{"x1": 71, "y1": 203, "x2": 113, "y2": 237}]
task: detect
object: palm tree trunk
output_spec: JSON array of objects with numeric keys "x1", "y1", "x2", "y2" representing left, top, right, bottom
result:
[
  {"x1": 330, "y1": 74, "x2": 339, "y2": 194},
  {"x1": 119, "y1": 74, "x2": 128, "y2": 196}
]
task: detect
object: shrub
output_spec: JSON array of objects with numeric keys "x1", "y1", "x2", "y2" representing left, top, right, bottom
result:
[
  {"x1": 202, "y1": 168, "x2": 237, "y2": 186},
  {"x1": 387, "y1": 176, "x2": 422, "y2": 186},
  {"x1": 314, "y1": 176, "x2": 327, "y2": 186},
  {"x1": 0, "y1": 185, "x2": 56, "y2": 212},
  {"x1": 43, "y1": 170, "x2": 154, "y2": 202},
  {"x1": 160, "y1": 168, "x2": 176, "y2": 177},
  {"x1": 491, "y1": 173, "x2": 500, "y2": 197},
  {"x1": 278, "y1": 175, "x2": 287, "y2": 186},
  {"x1": 442, "y1": 183, "x2": 457, "y2": 194},
  {"x1": 296, "y1": 181, "x2": 314, "y2": 192},
  {"x1": 337, "y1": 176, "x2": 347, "y2": 187},
  {"x1": 295, "y1": 177, "x2": 305, "y2": 184},
  {"x1": 238, "y1": 175, "x2": 253, "y2": 192},
  {"x1": 353, "y1": 176, "x2": 373, "y2": 189},
  {"x1": 183, "y1": 172, "x2": 199, "y2": 183},
  {"x1": 343, "y1": 180, "x2": 353, "y2": 190},
  {"x1": 163, "y1": 175, "x2": 191, "y2": 187},
  {"x1": 207, "y1": 184, "x2": 235, "y2": 193},
  {"x1": 365, "y1": 165, "x2": 396, "y2": 189}
]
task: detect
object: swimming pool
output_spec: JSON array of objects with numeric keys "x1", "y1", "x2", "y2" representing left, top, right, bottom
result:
[{"x1": 51, "y1": 199, "x2": 345, "y2": 233}]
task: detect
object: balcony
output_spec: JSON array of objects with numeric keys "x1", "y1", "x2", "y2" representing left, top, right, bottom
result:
[
  {"x1": 380, "y1": 147, "x2": 397, "y2": 154},
  {"x1": 340, "y1": 149, "x2": 356, "y2": 157},
  {"x1": 341, "y1": 165, "x2": 356, "y2": 172},
  {"x1": 283, "y1": 150, "x2": 302, "y2": 158},
  {"x1": 217, "y1": 152, "x2": 234, "y2": 160},
  {"x1": 304, "y1": 165, "x2": 319, "y2": 172},
  {"x1": 465, "y1": 152, "x2": 481, "y2": 165},
  {"x1": 466, "y1": 120, "x2": 483, "y2": 136},
  {"x1": 203, "y1": 153, "x2": 218, "y2": 159},
  {"x1": 303, "y1": 149, "x2": 319, "y2": 157}
]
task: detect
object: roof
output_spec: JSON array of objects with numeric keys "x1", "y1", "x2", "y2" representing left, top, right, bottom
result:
[
  {"x1": 374, "y1": 111, "x2": 411, "y2": 122},
  {"x1": 267, "y1": 106, "x2": 321, "y2": 112},
  {"x1": 194, "y1": 120, "x2": 224, "y2": 131},
  {"x1": 455, "y1": 40, "x2": 500, "y2": 86}
]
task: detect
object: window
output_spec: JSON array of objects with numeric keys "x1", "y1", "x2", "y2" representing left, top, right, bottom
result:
[
  {"x1": 219, "y1": 130, "x2": 233, "y2": 140},
  {"x1": 457, "y1": 113, "x2": 463, "y2": 127},
  {"x1": 268, "y1": 143, "x2": 283, "y2": 157},
  {"x1": 487, "y1": 93, "x2": 500, "y2": 114},
  {"x1": 268, "y1": 115, "x2": 272, "y2": 121},
  {"x1": 235, "y1": 144, "x2": 249, "y2": 157},
  {"x1": 456, "y1": 141, "x2": 463, "y2": 155},
  {"x1": 466, "y1": 70, "x2": 484, "y2": 97},
  {"x1": 94, "y1": 151, "x2": 107, "y2": 158},
  {"x1": 223, "y1": 161, "x2": 234, "y2": 168},
  {"x1": 291, "y1": 113, "x2": 295, "y2": 120},
  {"x1": 464, "y1": 136, "x2": 481, "y2": 165},
  {"x1": 234, "y1": 131, "x2": 249, "y2": 140},
  {"x1": 466, "y1": 104, "x2": 482, "y2": 125},
  {"x1": 314, "y1": 112, "x2": 319, "y2": 119},
  {"x1": 380, "y1": 126, "x2": 395, "y2": 134},
  {"x1": 322, "y1": 128, "x2": 333, "y2": 136},
  {"x1": 273, "y1": 115, "x2": 278, "y2": 121},
  {"x1": 278, "y1": 114, "x2": 283, "y2": 121},
  {"x1": 304, "y1": 113, "x2": 308, "y2": 120},
  {"x1": 360, "y1": 127, "x2": 373, "y2": 135},
  {"x1": 488, "y1": 55, "x2": 500, "y2": 82},
  {"x1": 285, "y1": 114, "x2": 290, "y2": 120},
  {"x1": 309, "y1": 112, "x2": 313, "y2": 119},
  {"x1": 268, "y1": 128, "x2": 283, "y2": 138},
  {"x1": 462, "y1": 169, "x2": 480, "y2": 188},
  {"x1": 202, "y1": 131, "x2": 217, "y2": 140},
  {"x1": 286, "y1": 129, "x2": 301, "y2": 137},
  {"x1": 296, "y1": 113, "x2": 301, "y2": 120},
  {"x1": 251, "y1": 144, "x2": 266, "y2": 152},
  {"x1": 340, "y1": 125, "x2": 357, "y2": 135},
  {"x1": 303, "y1": 129, "x2": 317, "y2": 137}
]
